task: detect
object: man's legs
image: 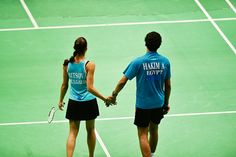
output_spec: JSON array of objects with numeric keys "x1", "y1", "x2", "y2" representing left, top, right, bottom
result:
[
  {"x1": 67, "y1": 120, "x2": 80, "y2": 157},
  {"x1": 149, "y1": 122, "x2": 158, "y2": 155},
  {"x1": 86, "y1": 120, "x2": 96, "y2": 157},
  {"x1": 137, "y1": 126, "x2": 151, "y2": 157}
]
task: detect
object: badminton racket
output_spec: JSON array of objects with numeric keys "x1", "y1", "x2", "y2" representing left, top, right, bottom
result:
[{"x1": 48, "y1": 103, "x2": 64, "y2": 124}]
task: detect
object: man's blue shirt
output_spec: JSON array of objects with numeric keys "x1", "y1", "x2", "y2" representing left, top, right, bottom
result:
[{"x1": 123, "y1": 52, "x2": 171, "y2": 109}]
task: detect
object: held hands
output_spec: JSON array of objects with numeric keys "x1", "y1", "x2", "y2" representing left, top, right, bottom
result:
[{"x1": 105, "y1": 92, "x2": 118, "y2": 107}]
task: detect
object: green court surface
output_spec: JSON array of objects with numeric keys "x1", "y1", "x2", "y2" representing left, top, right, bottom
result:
[{"x1": 0, "y1": 0, "x2": 236, "y2": 157}]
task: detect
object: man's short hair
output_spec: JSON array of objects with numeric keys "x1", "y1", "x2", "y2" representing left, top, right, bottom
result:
[{"x1": 145, "y1": 31, "x2": 162, "y2": 52}]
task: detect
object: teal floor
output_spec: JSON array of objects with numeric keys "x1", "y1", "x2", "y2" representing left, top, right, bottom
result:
[{"x1": 0, "y1": 0, "x2": 236, "y2": 157}]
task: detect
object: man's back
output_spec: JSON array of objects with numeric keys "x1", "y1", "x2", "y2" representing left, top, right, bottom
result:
[{"x1": 123, "y1": 52, "x2": 171, "y2": 109}]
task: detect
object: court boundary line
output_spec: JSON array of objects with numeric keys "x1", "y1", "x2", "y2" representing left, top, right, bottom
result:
[
  {"x1": 95, "y1": 129, "x2": 111, "y2": 157},
  {"x1": 195, "y1": 0, "x2": 236, "y2": 55},
  {"x1": 19, "y1": 0, "x2": 39, "y2": 28},
  {"x1": 225, "y1": 0, "x2": 236, "y2": 13},
  {"x1": 0, "y1": 110, "x2": 236, "y2": 126},
  {"x1": 0, "y1": 17, "x2": 236, "y2": 32}
]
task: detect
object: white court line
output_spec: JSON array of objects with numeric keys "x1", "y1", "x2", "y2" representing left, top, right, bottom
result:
[
  {"x1": 0, "y1": 121, "x2": 49, "y2": 126},
  {"x1": 20, "y1": 0, "x2": 39, "y2": 28},
  {"x1": 1, "y1": 110, "x2": 236, "y2": 126},
  {"x1": 214, "y1": 17, "x2": 236, "y2": 21},
  {"x1": 166, "y1": 110, "x2": 236, "y2": 117},
  {"x1": 195, "y1": 0, "x2": 236, "y2": 55},
  {"x1": 0, "y1": 17, "x2": 236, "y2": 32},
  {"x1": 225, "y1": 0, "x2": 236, "y2": 13},
  {"x1": 95, "y1": 129, "x2": 111, "y2": 157}
]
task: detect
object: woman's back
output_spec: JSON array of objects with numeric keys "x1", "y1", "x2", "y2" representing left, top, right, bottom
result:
[{"x1": 68, "y1": 60, "x2": 95, "y2": 101}]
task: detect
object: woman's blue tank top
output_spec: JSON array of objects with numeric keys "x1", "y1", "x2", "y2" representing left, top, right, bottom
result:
[{"x1": 67, "y1": 60, "x2": 95, "y2": 101}]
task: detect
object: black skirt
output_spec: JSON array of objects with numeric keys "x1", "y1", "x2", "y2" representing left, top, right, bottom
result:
[{"x1": 66, "y1": 98, "x2": 99, "y2": 120}]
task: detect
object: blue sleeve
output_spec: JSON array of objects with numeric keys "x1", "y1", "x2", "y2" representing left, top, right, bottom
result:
[{"x1": 123, "y1": 60, "x2": 139, "y2": 80}]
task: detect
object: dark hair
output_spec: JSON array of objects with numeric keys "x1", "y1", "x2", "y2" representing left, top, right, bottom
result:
[
  {"x1": 63, "y1": 37, "x2": 87, "y2": 66},
  {"x1": 145, "y1": 31, "x2": 162, "y2": 52}
]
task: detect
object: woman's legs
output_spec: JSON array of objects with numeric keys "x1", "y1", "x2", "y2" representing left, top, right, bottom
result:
[
  {"x1": 86, "y1": 119, "x2": 96, "y2": 157},
  {"x1": 67, "y1": 120, "x2": 80, "y2": 157}
]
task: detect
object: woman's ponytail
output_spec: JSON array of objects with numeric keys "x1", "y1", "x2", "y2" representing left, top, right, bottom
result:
[
  {"x1": 63, "y1": 37, "x2": 87, "y2": 66},
  {"x1": 63, "y1": 59, "x2": 69, "y2": 66},
  {"x1": 63, "y1": 52, "x2": 76, "y2": 66}
]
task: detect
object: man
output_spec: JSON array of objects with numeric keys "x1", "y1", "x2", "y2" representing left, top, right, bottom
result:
[{"x1": 110, "y1": 31, "x2": 171, "y2": 157}]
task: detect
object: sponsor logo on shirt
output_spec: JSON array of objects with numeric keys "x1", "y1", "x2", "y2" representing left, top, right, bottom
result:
[{"x1": 69, "y1": 72, "x2": 86, "y2": 84}]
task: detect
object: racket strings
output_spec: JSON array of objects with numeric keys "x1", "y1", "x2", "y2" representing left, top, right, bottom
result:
[{"x1": 48, "y1": 107, "x2": 56, "y2": 123}]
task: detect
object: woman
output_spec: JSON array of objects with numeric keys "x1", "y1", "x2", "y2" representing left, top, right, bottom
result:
[{"x1": 58, "y1": 37, "x2": 110, "y2": 157}]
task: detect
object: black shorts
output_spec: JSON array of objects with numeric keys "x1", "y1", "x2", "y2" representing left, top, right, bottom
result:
[
  {"x1": 66, "y1": 99, "x2": 99, "y2": 120},
  {"x1": 134, "y1": 107, "x2": 164, "y2": 127}
]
